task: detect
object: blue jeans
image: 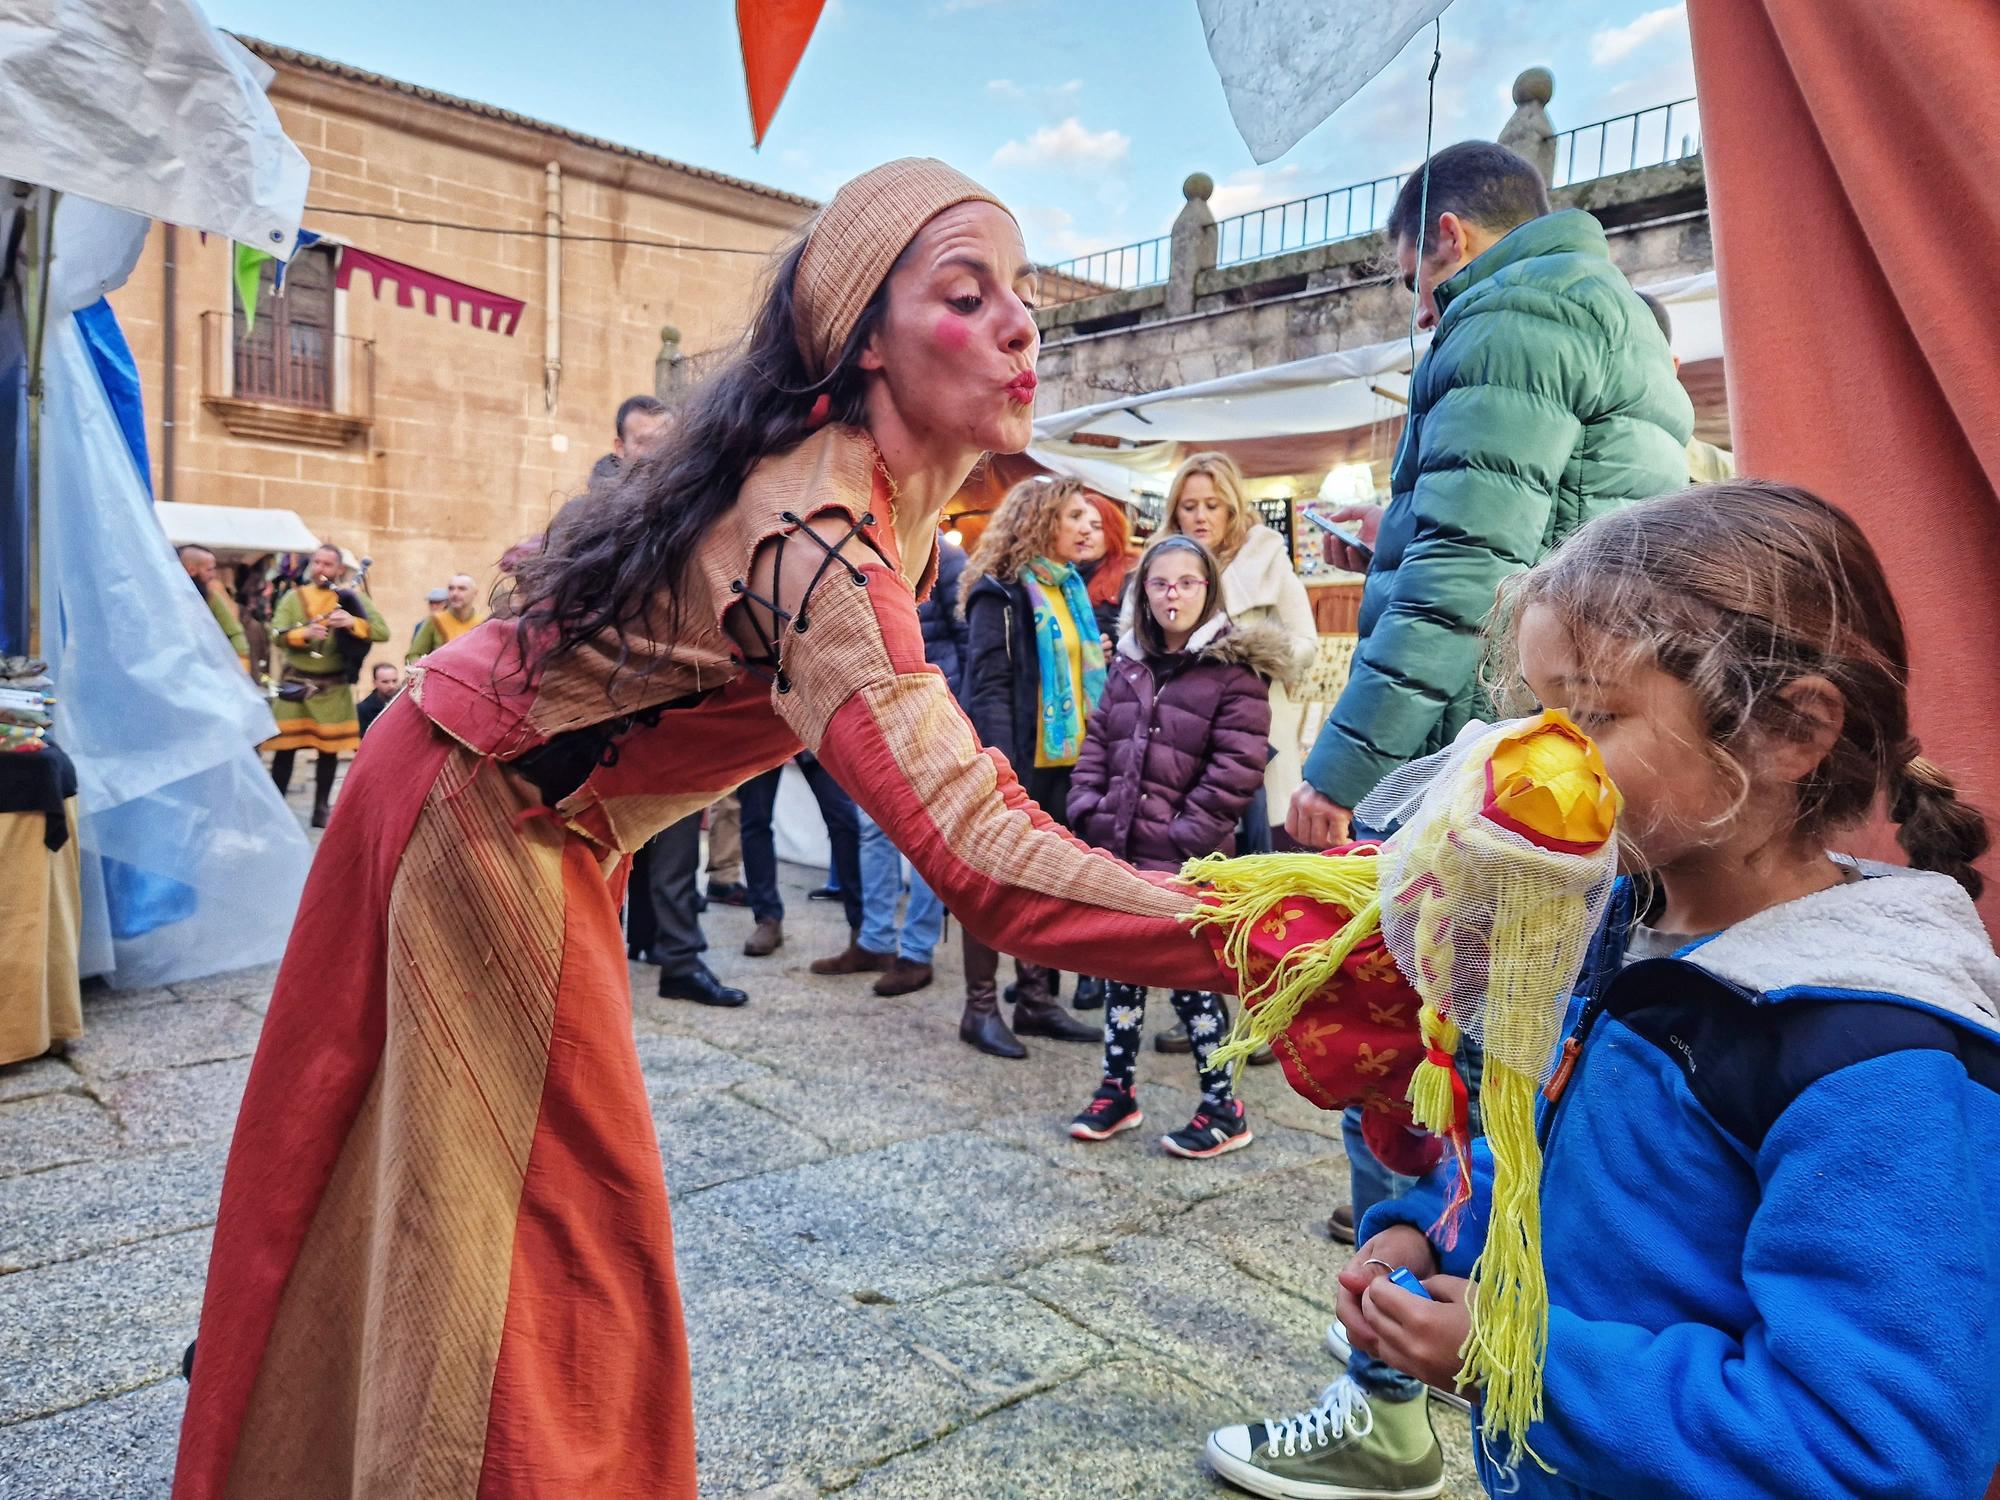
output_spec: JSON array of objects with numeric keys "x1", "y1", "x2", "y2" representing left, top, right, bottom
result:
[
  {"x1": 738, "y1": 757, "x2": 863, "y2": 931},
  {"x1": 856, "y1": 807, "x2": 945, "y2": 962}
]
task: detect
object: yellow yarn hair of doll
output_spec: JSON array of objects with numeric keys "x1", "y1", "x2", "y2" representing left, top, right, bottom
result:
[
  {"x1": 1176, "y1": 851, "x2": 1382, "y2": 1074},
  {"x1": 1405, "y1": 1004, "x2": 1462, "y2": 1139}
]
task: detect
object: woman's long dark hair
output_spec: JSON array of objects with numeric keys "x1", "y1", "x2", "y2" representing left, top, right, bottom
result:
[{"x1": 509, "y1": 235, "x2": 893, "y2": 684}]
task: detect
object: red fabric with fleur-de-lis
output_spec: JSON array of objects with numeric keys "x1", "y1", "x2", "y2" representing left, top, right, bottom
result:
[{"x1": 1203, "y1": 850, "x2": 1444, "y2": 1178}]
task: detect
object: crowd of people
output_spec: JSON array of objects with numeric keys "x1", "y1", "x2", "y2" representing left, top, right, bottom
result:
[{"x1": 172, "y1": 145, "x2": 2000, "y2": 1500}]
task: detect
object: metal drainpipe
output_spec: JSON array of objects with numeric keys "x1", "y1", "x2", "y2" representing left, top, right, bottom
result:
[
  {"x1": 161, "y1": 224, "x2": 176, "y2": 503},
  {"x1": 544, "y1": 162, "x2": 561, "y2": 412}
]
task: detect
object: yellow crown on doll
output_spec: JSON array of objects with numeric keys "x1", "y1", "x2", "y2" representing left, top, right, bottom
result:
[{"x1": 1482, "y1": 712, "x2": 1622, "y2": 849}]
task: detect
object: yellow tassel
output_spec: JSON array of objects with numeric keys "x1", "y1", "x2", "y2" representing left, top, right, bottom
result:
[
  {"x1": 1458, "y1": 1062, "x2": 1551, "y2": 1473},
  {"x1": 1405, "y1": 1006, "x2": 1461, "y2": 1137},
  {"x1": 1176, "y1": 851, "x2": 1382, "y2": 1073}
]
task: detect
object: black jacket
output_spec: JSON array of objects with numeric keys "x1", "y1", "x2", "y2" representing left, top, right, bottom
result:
[
  {"x1": 919, "y1": 542, "x2": 971, "y2": 699},
  {"x1": 961, "y1": 573, "x2": 1039, "y2": 770}
]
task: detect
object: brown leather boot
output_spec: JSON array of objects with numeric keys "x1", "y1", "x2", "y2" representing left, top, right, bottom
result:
[
  {"x1": 959, "y1": 933, "x2": 1025, "y2": 1059},
  {"x1": 810, "y1": 933, "x2": 893, "y2": 975},
  {"x1": 1011, "y1": 963, "x2": 1099, "y2": 1043},
  {"x1": 873, "y1": 958, "x2": 934, "y2": 996},
  {"x1": 743, "y1": 918, "x2": 783, "y2": 957}
]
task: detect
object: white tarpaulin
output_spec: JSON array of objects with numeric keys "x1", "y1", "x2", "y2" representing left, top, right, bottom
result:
[
  {"x1": 155, "y1": 500, "x2": 320, "y2": 555},
  {"x1": 1198, "y1": 0, "x2": 1455, "y2": 164},
  {"x1": 1037, "y1": 272, "x2": 1721, "y2": 447},
  {"x1": 0, "y1": 0, "x2": 307, "y2": 254}
]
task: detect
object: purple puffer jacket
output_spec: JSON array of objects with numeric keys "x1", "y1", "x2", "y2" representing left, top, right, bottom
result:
[{"x1": 1067, "y1": 617, "x2": 1298, "y2": 873}]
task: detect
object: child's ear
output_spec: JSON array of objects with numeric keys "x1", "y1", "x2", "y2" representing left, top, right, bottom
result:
[{"x1": 1772, "y1": 675, "x2": 1846, "y2": 781}]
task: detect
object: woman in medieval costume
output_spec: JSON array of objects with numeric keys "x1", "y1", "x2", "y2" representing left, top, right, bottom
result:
[{"x1": 172, "y1": 159, "x2": 1238, "y2": 1500}]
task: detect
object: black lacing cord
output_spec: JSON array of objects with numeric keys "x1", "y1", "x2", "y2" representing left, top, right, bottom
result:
[{"x1": 728, "y1": 513, "x2": 874, "y2": 694}]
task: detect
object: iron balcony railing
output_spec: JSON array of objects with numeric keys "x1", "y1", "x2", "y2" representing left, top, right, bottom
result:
[
  {"x1": 1549, "y1": 96, "x2": 1701, "y2": 187},
  {"x1": 1038, "y1": 235, "x2": 1170, "y2": 307},
  {"x1": 1042, "y1": 97, "x2": 1700, "y2": 308}
]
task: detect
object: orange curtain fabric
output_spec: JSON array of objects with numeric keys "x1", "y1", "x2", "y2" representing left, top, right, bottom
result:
[
  {"x1": 737, "y1": 0, "x2": 827, "y2": 146},
  {"x1": 1688, "y1": 0, "x2": 2000, "y2": 926}
]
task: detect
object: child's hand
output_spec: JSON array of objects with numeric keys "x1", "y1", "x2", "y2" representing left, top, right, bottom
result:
[
  {"x1": 1336, "y1": 1226, "x2": 1436, "y2": 1357},
  {"x1": 1362, "y1": 1272, "x2": 1478, "y2": 1398}
]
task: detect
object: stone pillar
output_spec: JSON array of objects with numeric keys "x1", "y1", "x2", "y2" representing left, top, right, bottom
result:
[
  {"x1": 1166, "y1": 173, "x2": 1217, "y2": 318},
  {"x1": 654, "y1": 324, "x2": 685, "y2": 403},
  {"x1": 1498, "y1": 68, "x2": 1557, "y2": 185}
]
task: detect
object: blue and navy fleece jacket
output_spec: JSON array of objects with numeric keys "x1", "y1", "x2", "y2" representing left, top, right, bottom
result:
[{"x1": 1363, "y1": 865, "x2": 2000, "y2": 1499}]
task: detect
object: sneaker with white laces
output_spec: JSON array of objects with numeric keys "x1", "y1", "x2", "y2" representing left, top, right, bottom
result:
[
  {"x1": 1324, "y1": 1320, "x2": 1473, "y2": 1416},
  {"x1": 1205, "y1": 1374, "x2": 1443, "y2": 1499}
]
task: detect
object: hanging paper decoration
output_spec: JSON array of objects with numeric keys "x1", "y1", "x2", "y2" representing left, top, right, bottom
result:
[
  {"x1": 334, "y1": 247, "x2": 525, "y2": 335},
  {"x1": 737, "y1": 0, "x2": 827, "y2": 147},
  {"x1": 232, "y1": 241, "x2": 271, "y2": 332}
]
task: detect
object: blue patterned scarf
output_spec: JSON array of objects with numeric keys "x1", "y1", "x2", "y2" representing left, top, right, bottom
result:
[{"x1": 1023, "y1": 557, "x2": 1108, "y2": 764}]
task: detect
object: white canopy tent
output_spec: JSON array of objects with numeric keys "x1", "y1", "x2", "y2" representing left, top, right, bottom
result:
[{"x1": 155, "y1": 500, "x2": 321, "y2": 556}]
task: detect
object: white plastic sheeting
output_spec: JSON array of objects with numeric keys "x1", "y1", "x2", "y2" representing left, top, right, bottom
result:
[
  {"x1": 35, "y1": 316, "x2": 307, "y2": 987},
  {"x1": 0, "y1": 1, "x2": 306, "y2": 255},
  {"x1": 1197, "y1": 0, "x2": 1454, "y2": 164}
]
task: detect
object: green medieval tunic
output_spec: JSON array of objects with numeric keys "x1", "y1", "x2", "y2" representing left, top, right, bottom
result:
[{"x1": 267, "y1": 583, "x2": 389, "y2": 754}]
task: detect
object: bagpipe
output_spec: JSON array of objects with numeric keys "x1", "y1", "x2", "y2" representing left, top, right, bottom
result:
[
  {"x1": 302, "y1": 556, "x2": 375, "y2": 684},
  {"x1": 1180, "y1": 711, "x2": 1622, "y2": 1467}
]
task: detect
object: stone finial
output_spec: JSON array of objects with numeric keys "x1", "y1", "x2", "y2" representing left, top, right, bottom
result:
[
  {"x1": 1499, "y1": 67, "x2": 1558, "y2": 185},
  {"x1": 1167, "y1": 171, "x2": 1218, "y2": 317}
]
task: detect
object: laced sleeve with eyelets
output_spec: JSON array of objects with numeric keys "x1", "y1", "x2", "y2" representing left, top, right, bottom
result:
[{"x1": 750, "y1": 512, "x2": 1230, "y2": 992}]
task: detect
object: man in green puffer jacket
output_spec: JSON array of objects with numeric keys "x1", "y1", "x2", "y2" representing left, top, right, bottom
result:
[{"x1": 1290, "y1": 141, "x2": 1693, "y2": 846}]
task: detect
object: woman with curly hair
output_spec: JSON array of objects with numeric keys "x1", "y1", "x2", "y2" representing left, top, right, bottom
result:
[
  {"x1": 956, "y1": 473, "x2": 1115, "y2": 1056},
  {"x1": 174, "y1": 160, "x2": 1238, "y2": 1500}
]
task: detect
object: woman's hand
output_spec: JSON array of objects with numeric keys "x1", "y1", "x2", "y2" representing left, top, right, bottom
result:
[{"x1": 1286, "y1": 784, "x2": 1352, "y2": 847}]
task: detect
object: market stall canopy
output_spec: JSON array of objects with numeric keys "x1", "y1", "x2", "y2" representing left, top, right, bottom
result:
[
  {"x1": 155, "y1": 501, "x2": 319, "y2": 556},
  {"x1": 1039, "y1": 272, "x2": 1718, "y2": 450},
  {"x1": 0, "y1": 0, "x2": 307, "y2": 254}
]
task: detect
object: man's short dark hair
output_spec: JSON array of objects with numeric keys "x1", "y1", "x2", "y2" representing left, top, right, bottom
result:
[
  {"x1": 1386, "y1": 141, "x2": 1552, "y2": 251},
  {"x1": 1638, "y1": 291, "x2": 1672, "y2": 343},
  {"x1": 615, "y1": 394, "x2": 667, "y2": 441}
]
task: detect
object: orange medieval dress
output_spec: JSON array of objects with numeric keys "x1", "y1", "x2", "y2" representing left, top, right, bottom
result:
[{"x1": 172, "y1": 425, "x2": 1233, "y2": 1500}]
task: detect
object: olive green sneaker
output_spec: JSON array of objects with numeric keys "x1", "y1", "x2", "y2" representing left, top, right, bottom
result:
[{"x1": 1205, "y1": 1375, "x2": 1443, "y2": 1499}]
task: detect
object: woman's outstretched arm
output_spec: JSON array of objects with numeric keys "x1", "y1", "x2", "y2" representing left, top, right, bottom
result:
[{"x1": 736, "y1": 514, "x2": 1230, "y2": 993}]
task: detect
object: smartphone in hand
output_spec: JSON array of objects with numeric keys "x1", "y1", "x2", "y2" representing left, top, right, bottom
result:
[{"x1": 1302, "y1": 505, "x2": 1376, "y2": 564}]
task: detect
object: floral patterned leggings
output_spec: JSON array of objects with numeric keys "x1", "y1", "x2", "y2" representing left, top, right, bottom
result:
[{"x1": 1100, "y1": 982, "x2": 1236, "y2": 1109}]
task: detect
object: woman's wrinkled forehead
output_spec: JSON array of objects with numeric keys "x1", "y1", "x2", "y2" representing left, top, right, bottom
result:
[{"x1": 904, "y1": 201, "x2": 1031, "y2": 282}]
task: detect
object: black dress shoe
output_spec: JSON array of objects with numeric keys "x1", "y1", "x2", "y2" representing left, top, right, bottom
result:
[
  {"x1": 707, "y1": 881, "x2": 751, "y2": 908},
  {"x1": 658, "y1": 963, "x2": 748, "y2": 1007},
  {"x1": 1072, "y1": 976, "x2": 1106, "y2": 1010}
]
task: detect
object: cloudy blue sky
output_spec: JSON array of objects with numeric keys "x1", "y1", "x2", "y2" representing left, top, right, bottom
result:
[{"x1": 203, "y1": 0, "x2": 1697, "y2": 263}]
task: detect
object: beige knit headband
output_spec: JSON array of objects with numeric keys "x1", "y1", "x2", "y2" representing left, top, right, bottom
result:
[{"x1": 793, "y1": 157, "x2": 1008, "y2": 381}]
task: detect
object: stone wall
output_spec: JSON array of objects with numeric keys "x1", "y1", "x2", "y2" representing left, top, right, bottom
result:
[{"x1": 109, "y1": 40, "x2": 812, "y2": 662}]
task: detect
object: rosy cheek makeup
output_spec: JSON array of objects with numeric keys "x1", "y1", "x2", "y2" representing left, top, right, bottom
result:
[{"x1": 932, "y1": 314, "x2": 971, "y2": 351}]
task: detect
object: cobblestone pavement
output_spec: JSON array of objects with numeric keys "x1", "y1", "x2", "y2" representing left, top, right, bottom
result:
[{"x1": 0, "y1": 792, "x2": 1480, "y2": 1499}]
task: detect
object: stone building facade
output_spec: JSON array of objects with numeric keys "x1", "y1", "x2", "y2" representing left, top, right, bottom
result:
[{"x1": 110, "y1": 38, "x2": 813, "y2": 653}]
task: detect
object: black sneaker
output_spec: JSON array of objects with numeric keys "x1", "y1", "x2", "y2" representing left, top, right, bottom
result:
[
  {"x1": 1068, "y1": 1082, "x2": 1143, "y2": 1142},
  {"x1": 1162, "y1": 1099, "x2": 1252, "y2": 1159}
]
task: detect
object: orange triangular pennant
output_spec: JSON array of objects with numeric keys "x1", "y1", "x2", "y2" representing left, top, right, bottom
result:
[{"x1": 737, "y1": 0, "x2": 828, "y2": 147}]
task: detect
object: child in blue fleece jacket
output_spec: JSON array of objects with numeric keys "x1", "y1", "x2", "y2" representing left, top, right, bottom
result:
[{"x1": 1209, "y1": 482, "x2": 2000, "y2": 1500}]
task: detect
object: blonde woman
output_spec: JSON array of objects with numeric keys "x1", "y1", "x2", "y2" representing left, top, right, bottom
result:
[
  {"x1": 1152, "y1": 452, "x2": 1318, "y2": 836},
  {"x1": 957, "y1": 474, "x2": 1108, "y2": 1057}
]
